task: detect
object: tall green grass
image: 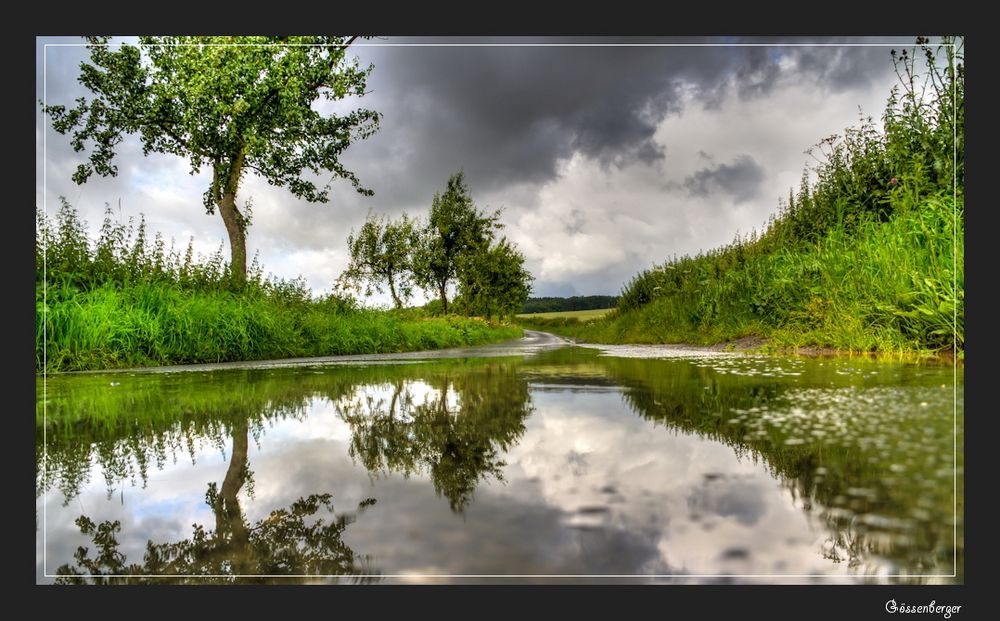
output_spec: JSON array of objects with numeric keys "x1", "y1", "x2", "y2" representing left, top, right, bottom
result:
[
  {"x1": 36, "y1": 201, "x2": 520, "y2": 372},
  {"x1": 572, "y1": 194, "x2": 962, "y2": 354},
  {"x1": 567, "y1": 38, "x2": 964, "y2": 356},
  {"x1": 37, "y1": 283, "x2": 519, "y2": 372}
]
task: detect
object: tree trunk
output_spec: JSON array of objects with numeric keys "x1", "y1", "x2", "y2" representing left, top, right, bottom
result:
[
  {"x1": 390, "y1": 382, "x2": 401, "y2": 419},
  {"x1": 438, "y1": 281, "x2": 448, "y2": 314},
  {"x1": 216, "y1": 149, "x2": 247, "y2": 289},
  {"x1": 215, "y1": 418, "x2": 251, "y2": 572},
  {"x1": 218, "y1": 191, "x2": 247, "y2": 289},
  {"x1": 388, "y1": 276, "x2": 402, "y2": 309}
]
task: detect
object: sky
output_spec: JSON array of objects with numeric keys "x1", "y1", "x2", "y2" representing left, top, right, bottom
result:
[{"x1": 35, "y1": 36, "x2": 917, "y2": 305}]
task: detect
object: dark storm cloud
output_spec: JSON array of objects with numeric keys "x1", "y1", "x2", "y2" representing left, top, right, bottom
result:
[
  {"x1": 349, "y1": 45, "x2": 695, "y2": 202},
  {"x1": 733, "y1": 47, "x2": 783, "y2": 99},
  {"x1": 732, "y1": 43, "x2": 901, "y2": 99},
  {"x1": 790, "y1": 45, "x2": 901, "y2": 92},
  {"x1": 683, "y1": 155, "x2": 766, "y2": 204},
  {"x1": 340, "y1": 39, "x2": 903, "y2": 208}
]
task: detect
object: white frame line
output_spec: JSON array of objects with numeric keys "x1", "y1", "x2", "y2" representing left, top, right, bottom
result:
[{"x1": 39, "y1": 38, "x2": 962, "y2": 582}]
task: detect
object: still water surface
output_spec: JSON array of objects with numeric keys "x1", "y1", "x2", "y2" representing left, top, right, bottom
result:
[{"x1": 36, "y1": 334, "x2": 963, "y2": 583}]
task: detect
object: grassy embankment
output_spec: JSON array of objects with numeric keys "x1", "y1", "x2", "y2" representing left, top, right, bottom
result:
[
  {"x1": 521, "y1": 39, "x2": 964, "y2": 357},
  {"x1": 35, "y1": 202, "x2": 520, "y2": 373}
]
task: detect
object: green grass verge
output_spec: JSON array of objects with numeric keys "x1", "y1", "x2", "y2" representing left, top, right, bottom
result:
[
  {"x1": 554, "y1": 195, "x2": 962, "y2": 356},
  {"x1": 36, "y1": 282, "x2": 522, "y2": 372}
]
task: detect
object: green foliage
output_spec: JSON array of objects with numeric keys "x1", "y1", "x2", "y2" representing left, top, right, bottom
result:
[
  {"x1": 43, "y1": 36, "x2": 380, "y2": 286},
  {"x1": 353, "y1": 171, "x2": 534, "y2": 319},
  {"x1": 568, "y1": 193, "x2": 963, "y2": 354},
  {"x1": 589, "y1": 37, "x2": 964, "y2": 355},
  {"x1": 458, "y1": 238, "x2": 533, "y2": 320},
  {"x1": 420, "y1": 297, "x2": 445, "y2": 316},
  {"x1": 337, "y1": 211, "x2": 419, "y2": 308},
  {"x1": 36, "y1": 199, "x2": 309, "y2": 295},
  {"x1": 761, "y1": 37, "x2": 964, "y2": 248},
  {"x1": 412, "y1": 172, "x2": 503, "y2": 313}
]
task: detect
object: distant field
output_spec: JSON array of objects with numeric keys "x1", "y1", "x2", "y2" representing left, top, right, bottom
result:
[{"x1": 516, "y1": 308, "x2": 612, "y2": 321}]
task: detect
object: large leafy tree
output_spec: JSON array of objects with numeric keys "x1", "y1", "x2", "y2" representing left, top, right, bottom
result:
[
  {"x1": 413, "y1": 172, "x2": 501, "y2": 313},
  {"x1": 458, "y1": 238, "x2": 533, "y2": 320},
  {"x1": 338, "y1": 211, "x2": 419, "y2": 309},
  {"x1": 43, "y1": 36, "x2": 381, "y2": 288}
]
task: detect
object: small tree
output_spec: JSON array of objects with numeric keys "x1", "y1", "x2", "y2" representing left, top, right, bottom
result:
[
  {"x1": 412, "y1": 172, "x2": 500, "y2": 313},
  {"x1": 459, "y1": 238, "x2": 533, "y2": 320},
  {"x1": 43, "y1": 36, "x2": 380, "y2": 288},
  {"x1": 338, "y1": 211, "x2": 419, "y2": 309}
]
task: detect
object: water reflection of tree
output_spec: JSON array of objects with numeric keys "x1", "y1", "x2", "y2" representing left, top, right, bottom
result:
[
  {"x1": 37, "y1": 360, "x2": 530, "y2": 504},
  {"x1": 37, "y1": 369, "x2": 318, "y2": 502},
  {"x1": 338, "y1": 364, "x2": 533, "y2": 512},
  {"x1": 41, "y1": 360, "x2": 531, "y2": 580},
  {"x1": 55, "y1": 418, "x2": 378, "y2": 584}
]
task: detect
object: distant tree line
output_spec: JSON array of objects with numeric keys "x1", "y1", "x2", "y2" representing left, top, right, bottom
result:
[
  {"x1": 520, "y1": 295, "x2": 618, "y2": 314},
  {"x1": 338, "y1": 172, "x2": 533, "y2": 320}
]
